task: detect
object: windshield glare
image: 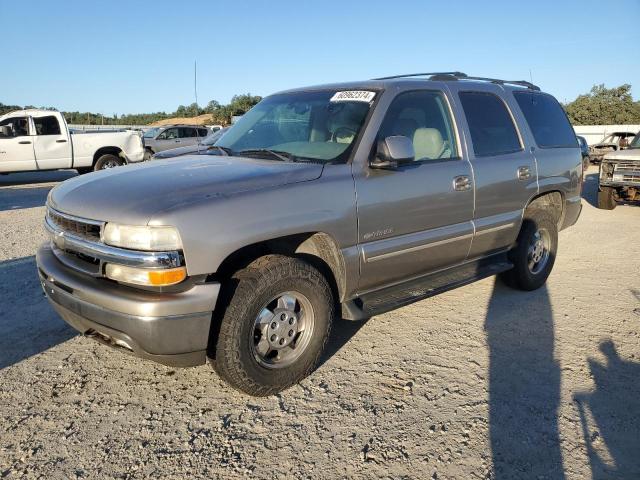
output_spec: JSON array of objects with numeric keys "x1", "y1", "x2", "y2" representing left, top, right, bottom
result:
[
  {"x1": 143, "y1": 127, "x2": 160, "y2": 138},
  {"x1": 202, "y1": 127, "x2": 228, "y2": 145},
  {"x1": 216, "y1": 91, "x2": 375, "y2": 162}
]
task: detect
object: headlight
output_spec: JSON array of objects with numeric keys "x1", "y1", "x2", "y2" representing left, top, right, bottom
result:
[
  {"x1": 102, "y1": 223, "x2": 182, "y2": 251},
  {"x1": 105, "y1": 264, "x2": 186, "y2": 286}
]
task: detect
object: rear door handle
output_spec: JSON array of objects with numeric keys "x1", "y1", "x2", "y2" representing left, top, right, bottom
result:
[
  {"x1": 517, "y1": 166, "x2": 531, "y2": 180},
  {"x1": 453, "y1": 175, "x2": 472, "y2": 191},
  {"x1": 56, "y1": 139, "x2": 67, "y2": 143},
  {"x1": 18, "y1": 140, "x2": 31, "y2": 145}
]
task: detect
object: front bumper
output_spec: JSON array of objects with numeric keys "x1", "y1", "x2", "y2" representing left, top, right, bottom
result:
[{"x1": 36, "y1": 243, "x2": 219, "y2": 367}]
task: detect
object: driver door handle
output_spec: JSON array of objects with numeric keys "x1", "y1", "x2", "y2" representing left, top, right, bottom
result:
[
  {"x1": 56, "y1": 139, "x2": 67, "y2": 143},
  {"x1": 18, "y1": 140, "x2": 32, "y2": 145},
  {"x1": 453, "y1": 175, "x2": 471, "y2": 191}
]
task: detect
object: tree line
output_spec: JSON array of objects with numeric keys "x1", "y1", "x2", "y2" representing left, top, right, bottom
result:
[
  {"x1": 2, "y1": 86, "x2": 639, "y2": 126},
  {"x1": 0, "y1": 94, "x2": 262, "y2": 126}
]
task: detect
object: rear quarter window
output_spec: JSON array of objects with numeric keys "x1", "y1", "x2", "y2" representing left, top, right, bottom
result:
[{"x1": 513, "y1": 92, "x2": 577, "y2": 148}]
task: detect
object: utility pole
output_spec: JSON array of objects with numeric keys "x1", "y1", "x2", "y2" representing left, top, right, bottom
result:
[{"x1": 194, "y1": 60, "x2": 198, "y2": 112}]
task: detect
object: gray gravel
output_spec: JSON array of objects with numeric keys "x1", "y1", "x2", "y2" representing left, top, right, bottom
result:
[{"x1": 0, "y1": 167, "x2": 638, "y2": 479}]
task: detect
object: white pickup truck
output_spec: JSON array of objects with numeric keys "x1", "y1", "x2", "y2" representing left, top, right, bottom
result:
[{"x1": 0, "y1": 109, "x2": 145, "y2": 173}]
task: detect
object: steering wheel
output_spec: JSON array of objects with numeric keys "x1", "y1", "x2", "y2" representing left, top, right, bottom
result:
[{"x1": 331, "y1": 126, "x2": 358, "y2": 143}]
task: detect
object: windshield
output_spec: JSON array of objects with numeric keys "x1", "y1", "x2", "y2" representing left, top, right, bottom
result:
[
  {"x1": 143, "y1": 127, "x2": 160, "y2": 139},
  {"x1": 215, "y1": 90, "x2": 376, "y2": 162},
  {"x1": 628, "y1": 133, "x2": 640, "y2": 149}
]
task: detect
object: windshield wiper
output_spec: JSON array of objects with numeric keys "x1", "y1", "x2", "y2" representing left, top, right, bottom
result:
[
  {"x1": 203, "y1": 145, "x2": 233, "y2": 156},
  {"x1": 238, "y1": 149, "x2": 295, "y2": 162}
]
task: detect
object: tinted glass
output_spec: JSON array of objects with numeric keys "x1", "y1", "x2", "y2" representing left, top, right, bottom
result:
[
  {"x1": 459, "y1": 92, "x2": 521, "y2": 156},
  {"x1": 0, "y1": 116, "x2": 29, "y2": 137},
  {"x1": 198, "y1": 128, "x2": 208, "y2": 136},
  {"x1": 513, "y1": 92, "x2": 577, "y2": 148},
  {"x1": 33, "y1": 116, "x2": 61, "y2": 135},
  {"x1": 378, "y1": 90, "x2": 458, "y2": 161}
]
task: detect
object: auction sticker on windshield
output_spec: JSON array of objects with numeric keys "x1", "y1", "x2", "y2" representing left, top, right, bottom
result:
[{"x1": 330, "y1": 91, "x2": 376, "y2": 102}]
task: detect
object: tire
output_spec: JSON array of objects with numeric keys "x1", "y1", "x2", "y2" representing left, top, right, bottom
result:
[
  {"x1": 597, "y1": 187, "x2": 617, "y2": 210},
  {"x1": 94, "y1": 154, "x2": 123, "y2": 171},
  {"x1": 143, "y1": 148, "x2": 154, "y2": 161},
  {"x1": 500, "y1": 209, "x2": 558, "y2": 291},
  {"x1": 75, "y1": 167, "x2": 93, "y2": 175},
  {"x1": 212, "y1": 255, "x2": 334, "y2": 396}
]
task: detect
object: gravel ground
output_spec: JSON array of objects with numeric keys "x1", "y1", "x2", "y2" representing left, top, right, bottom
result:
[{"x1": 0, "y1": 167, "x2": 638, "y2": 479}]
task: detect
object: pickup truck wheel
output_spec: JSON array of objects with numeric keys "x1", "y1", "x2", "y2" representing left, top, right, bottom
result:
[
  {"x1": 212, "y1": 255, "x2": 334, "y2": 396},
  {"x1": 597, "y1": 187, "x2": 617, "y2": 210},
  {"x1": 500, "y1": 210, "x2": 557, "y2": 291},
  {"x1": 94, "y1": 154, "x2": 123, "y2": 171}
]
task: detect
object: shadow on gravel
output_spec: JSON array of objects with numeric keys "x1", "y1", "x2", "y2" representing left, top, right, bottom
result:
[
  {"x1": 0, "y1": 186, "x2": 55, "y2": 212},
  {"x1": 0, "y1": 256, "x2": 75, "y2": 370},
  {"x1": 582, "y1": 171, "x2": 599, "y2": 208},
  {"x1": 485, "y1": 278, "x2": 565, "y2": 479},
  {"x1": 574, "y1": 306, "x2": 640, "y2": 478},
  {"x1": 0, "y1": 170, "x2": 77, "y2": 212},
  {"x1": 318, "y1": 317, "x2": 369, "y2": 368}
]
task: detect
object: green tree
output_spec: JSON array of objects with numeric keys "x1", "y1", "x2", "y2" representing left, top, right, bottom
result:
[{"x1": 565, "y1": 84, "x2": 640, "y2": 125}]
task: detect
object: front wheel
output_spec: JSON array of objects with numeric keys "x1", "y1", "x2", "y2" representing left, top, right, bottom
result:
[
  {"x1": 212, "y1": 255, "x2": 334, "y2": 396},
  {"x1": 597, "y1": 187, "x2": 617, "y2": 210},
  {"x1": 500, "y1": 210, "x2": 558, "y2": 291}
]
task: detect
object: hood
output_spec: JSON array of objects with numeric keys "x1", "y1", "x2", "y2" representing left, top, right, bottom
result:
[
  {"x1": 49, "y1": 156, "x2": 324, "y2": 224},
  {"x1": 603, "y1": 148, "x2": 640, "y2": 162},
  {"x1": 152, "y1": 143, "x2": 213, "y2": 159}
]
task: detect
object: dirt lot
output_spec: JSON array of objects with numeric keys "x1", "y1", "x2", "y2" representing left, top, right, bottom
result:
[{"x1": 0, "y1": 167, "x2": 638, "y2": 479}]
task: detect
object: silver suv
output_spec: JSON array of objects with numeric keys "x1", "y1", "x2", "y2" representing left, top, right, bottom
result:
[
  {"x1": 143, "y1": 125, "x2": 210, "y2": 157},
  {"x1": 37, "y1": 72, "x2": 582, "y2": 396}
]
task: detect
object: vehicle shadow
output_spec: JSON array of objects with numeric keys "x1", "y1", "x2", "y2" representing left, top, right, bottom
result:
[
  {"x1": 485, "y1": 278, "x2": 565, "y2": 479},
  {"x1": 574, "y1": 339, "x2": 640, "y2": 478},
  {"x1": 582, "y1": 170, "x2": 599, "y2": 208},
  {"x1": 0, "y1": 256, "x2": 76, "y2": 370},
  {"x1": 0, "y1": 170, "x2": 77, "y2": 212},
  {"x1": 318, "y1": 316, "x2": 369, "y2": 368}
]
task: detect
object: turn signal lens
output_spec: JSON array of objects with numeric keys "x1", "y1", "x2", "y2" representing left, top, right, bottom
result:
[{"x1": 105, "y1": 264, "x2": 186, "y2": 287}]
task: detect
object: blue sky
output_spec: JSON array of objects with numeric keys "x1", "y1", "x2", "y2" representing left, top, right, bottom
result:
[{"x1": 1, "y1": 0, "x2": 638, "y2": 114}]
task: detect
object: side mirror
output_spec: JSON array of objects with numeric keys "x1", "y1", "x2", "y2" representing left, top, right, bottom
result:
[{"x1": 370, "y1": 135, "x2": 414, "y2": 170}]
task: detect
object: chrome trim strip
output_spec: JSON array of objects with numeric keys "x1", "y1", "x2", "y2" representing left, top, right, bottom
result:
[
  {"x1": 47, "y1": 206, "x2": 104, "y2": 227},
  {"x1": 45, "y1": 216, "x2": 182, "y2": 269},
  {"x1": 366, "y1": 233, "x2": 474, "y2": 263},
  {"x1": 475, "y1": 222, "x2": 515, "y2": 236}
]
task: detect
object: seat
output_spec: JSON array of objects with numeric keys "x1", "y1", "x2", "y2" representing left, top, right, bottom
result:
[{"x1": 413, "y1": 128, "x2": 445, "y2": 160}]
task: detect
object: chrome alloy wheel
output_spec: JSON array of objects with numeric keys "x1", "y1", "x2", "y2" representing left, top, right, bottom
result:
[
  {"x1": 527, "y1": 228, "x2": 551, "y2": 275},
  {"x1": 251, "y1": 292, "x2": 315, "y2": 369},
  {"x1": 102, "y1": 159, "x2": 119, "y2": 169}
]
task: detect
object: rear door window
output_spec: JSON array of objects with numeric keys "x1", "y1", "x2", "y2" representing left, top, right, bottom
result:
[
  {"x1": 198, "y1": 128, "x2": 208, "y2": 136},
  {"x1": 33, "y1": 115, "x2": 62, "y2": 135},
  {"x1": 459, "y1": 92, "x2": 521, "y2": 157},
  {"x1": 513, "y1": 92, "x2": 577, "y2": 148}
]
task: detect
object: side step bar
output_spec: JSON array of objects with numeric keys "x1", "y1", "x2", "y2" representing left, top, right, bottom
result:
[{"x1": 342, "y1": 254, "x2": 513, "y2": 321}]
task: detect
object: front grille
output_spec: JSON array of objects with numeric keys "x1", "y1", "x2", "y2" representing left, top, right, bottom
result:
[
  {"x1": 613, "y1": 162, "x2": 640, "y2": 183},
  {"x1": 47, "y1": 209, "x2": 102, "y2": 241}
]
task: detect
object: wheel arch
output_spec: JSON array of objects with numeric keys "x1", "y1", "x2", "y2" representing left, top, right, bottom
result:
[
  {"x1": 212, "y1": 232, "x2": 346, "y2": 303},
  {"x1": 93, "y1": 146, "x2": 125, "y2": 166},
  {"x1": 525, "y1": 190, "x2": 565, "y2": 227}
]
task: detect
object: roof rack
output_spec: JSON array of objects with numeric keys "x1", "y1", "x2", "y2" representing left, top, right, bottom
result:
[{"x1": 373, "y1": 71, "x2": 540, "y2": 91}]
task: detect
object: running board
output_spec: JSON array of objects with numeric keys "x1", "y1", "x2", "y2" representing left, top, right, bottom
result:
[{"x1": 342, "y1": 254, "x2": 513, "y2": 320}]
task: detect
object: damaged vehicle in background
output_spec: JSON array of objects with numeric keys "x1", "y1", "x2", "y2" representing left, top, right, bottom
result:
[
  {"x1": 151, "y1": 127, "x2": 230, "y2": 160},
  {"x1": 588, "y1": 131, "x2": 636, "y2": 164},
  {"x1": 597, "y1": 131, "x2": 640, "y2": 209}
]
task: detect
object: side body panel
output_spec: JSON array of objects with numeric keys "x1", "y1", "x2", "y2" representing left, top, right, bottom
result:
[
  {"x1": 350, "y1": 84, "x2": 475, "y2": 293},
  {"x1": 445, "y1": 83, "x2": 539, "y2": 259}
]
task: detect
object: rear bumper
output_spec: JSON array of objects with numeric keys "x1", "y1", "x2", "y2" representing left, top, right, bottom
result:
[
  {"x1": 126, "y1": 149, "x2": 145, "y2": 163},
  {"x1": 36, "y1": 243, "x2": 219, "y2": 367}
]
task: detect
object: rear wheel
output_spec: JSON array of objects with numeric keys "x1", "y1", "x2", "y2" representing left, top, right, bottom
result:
[
  {"x1": 212, "y1": 255, "x2": 334, "y2": 396},
  {"x1": 597, "y1": 186, "x2": 617, "y2": 210},
  {"x1": 143, "y1": 148, "x2": 154, "y2": 161},
  {"x1": 94, "y1": 154, "x2": 123, "y2": 171},
  {"x1": 501, "y1": 209, "x2": 558, "y2": 291}
]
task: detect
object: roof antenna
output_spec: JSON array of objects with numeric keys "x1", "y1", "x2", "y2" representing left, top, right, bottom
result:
[{"x1": 529, "y1": 69, "x2": 533, "y2": 84}]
